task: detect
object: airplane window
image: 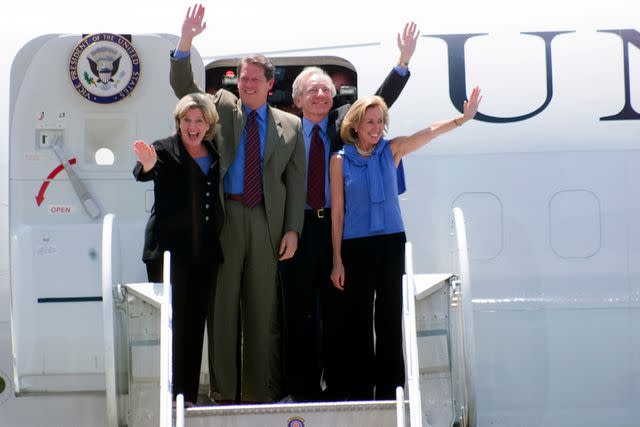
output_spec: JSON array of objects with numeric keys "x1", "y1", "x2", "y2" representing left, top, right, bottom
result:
[{"x1": 95, "y1": 147, "x2": 115, "y2": 166}]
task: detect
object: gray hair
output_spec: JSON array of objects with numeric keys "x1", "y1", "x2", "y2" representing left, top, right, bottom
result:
[{"x1": 292, "y1": 66, "x2": 337, "y2": 101}]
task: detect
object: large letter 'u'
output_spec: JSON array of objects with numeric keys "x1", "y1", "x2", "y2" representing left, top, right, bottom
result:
[{"x1": 427, "y1": 31, "x2": 572, "y2": 123}]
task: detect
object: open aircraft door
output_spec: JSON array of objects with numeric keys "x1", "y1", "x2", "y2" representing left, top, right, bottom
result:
[{"x1": 8, "y1": 32, "x2": 204, "y2": 395}]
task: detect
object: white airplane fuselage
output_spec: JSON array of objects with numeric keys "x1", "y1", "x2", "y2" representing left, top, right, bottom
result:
[{"x1": 0, "y1": 11, "x2": 639, "y2": 427}]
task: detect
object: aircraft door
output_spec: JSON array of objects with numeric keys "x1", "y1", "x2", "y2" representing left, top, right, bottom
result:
[{"x1": 8, "y1": 32, "x2": 204, "y2": 393}]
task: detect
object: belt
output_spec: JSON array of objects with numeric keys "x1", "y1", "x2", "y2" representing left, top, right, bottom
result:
[
  {"x1": 305, "y1": 208, "x2": 330, "y2": 219},
  {"x1": 225, "y1": 193, "x2": 243, "y2": 202}
]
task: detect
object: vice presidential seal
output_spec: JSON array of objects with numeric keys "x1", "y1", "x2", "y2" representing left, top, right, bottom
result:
[
  {"x1": 69, "y1": 33, "x2": 140, "y2": 104},
  {"x1": 287, "y1": 417, "x2": 305, "y2": 427}
]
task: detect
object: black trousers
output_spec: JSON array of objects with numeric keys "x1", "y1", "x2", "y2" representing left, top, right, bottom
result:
[
  {"x1": 323, "y1": 264, "x2": 349, "y2": 400},
  {"x1": 146, "y1": 258, "x2": 217, "y2": 404},
  {"x1": 280, "y1": 209, "x2": 332, "y2": 401},
  {"x1": 342, "y1": 232, "x2": 406, "y2": 400}
]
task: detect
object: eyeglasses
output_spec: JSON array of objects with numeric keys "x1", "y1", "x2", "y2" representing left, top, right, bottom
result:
[{"x1": 305, "y1": 85, "x2": 333, "y2": 95}]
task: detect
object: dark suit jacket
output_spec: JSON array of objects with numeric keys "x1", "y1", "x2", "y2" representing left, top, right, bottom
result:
[
  {"x1": 170, "y1": 55, "x2": 306, "y2": 254},
  {"x1": 328, "y1": 68, "x2": 411, "y2": 153},
  {"x1": 134, "y1": 134, "x2": 224, "y2": 263}
]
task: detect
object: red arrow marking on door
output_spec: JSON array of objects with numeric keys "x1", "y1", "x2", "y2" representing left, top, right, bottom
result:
[{"x1": 35, "y1": 158, "x2": 77, "y2": 206}]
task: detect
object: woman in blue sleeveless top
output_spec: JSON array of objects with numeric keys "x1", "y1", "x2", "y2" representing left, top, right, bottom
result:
[{"x1": 329, "y1": 87, "x2": 481, "y2": 400}]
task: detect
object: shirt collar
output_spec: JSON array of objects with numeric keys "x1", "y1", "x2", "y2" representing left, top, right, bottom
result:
[
  {"x1": 243, "y1": 103, "x2": 269, "y2": 123},
  {"x1": 302, "y1": 116, "x2": 328, "y2": 139}
]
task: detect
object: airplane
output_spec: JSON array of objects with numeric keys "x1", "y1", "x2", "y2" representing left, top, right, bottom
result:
[{"x1": 1, "y1": 0, "x2": 639, "y2": 425}]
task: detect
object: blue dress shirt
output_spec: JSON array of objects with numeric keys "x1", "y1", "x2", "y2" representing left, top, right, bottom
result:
[{"x1": 224, "y1": 104, "x2": 268, "y2": 194}]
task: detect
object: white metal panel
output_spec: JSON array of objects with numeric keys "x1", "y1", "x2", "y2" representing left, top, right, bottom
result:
[
  {"x1": 403, "y1": 151, "x2": 636, "y2": 425},
  {"x1": 0, "y1": 322, "x2": 107, "y2": 426}
]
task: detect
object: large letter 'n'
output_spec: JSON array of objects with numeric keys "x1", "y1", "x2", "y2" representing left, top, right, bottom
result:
[
  {"x1": 598, "y1": 29, "x2": 640, "y2": 121},
  {"x1": 427, "y1": 31, "x2": 572, "y2": 123}
]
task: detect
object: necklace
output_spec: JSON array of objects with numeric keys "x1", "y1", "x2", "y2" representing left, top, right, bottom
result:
[{"x1": 355, "y1": 143, "x2": 375, "y2": 157}]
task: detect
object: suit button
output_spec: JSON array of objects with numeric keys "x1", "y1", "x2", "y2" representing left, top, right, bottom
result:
[
  {"x1": 206, "y1": 192, "x2": 210, "y2": 197},
  {"x1": 205, "y1": 204, "x2": 210, "y2": 209},
  {"x1": 207, "y1": 181, "x2": 211, "y2": 186},
  {"x1": 205, "y1": 216, "x2": 209, "y2": 221}
]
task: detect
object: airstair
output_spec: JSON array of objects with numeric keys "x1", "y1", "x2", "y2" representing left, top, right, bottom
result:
[{"x1": 101, "y1": 207, "x2": 476, "y2": 426}]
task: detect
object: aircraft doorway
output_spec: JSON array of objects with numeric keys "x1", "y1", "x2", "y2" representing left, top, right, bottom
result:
[{"x1": 204, "y1": 56, "x2": 358, "y2": 115}]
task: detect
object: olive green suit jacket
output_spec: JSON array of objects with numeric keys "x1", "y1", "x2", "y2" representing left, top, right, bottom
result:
[{"x1": 170, "y1": 55, "x2": 305, "y2": 255}]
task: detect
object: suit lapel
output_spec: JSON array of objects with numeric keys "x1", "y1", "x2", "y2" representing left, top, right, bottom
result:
[
  {"x1": 263, "y1": 106, "x2": 282, "y2": 166},
  {"x1": 170, "y1": 134, "x2": 185, "y2": 165},
  {"x1": 327, "y1": 109, "x2": 339, "y2": 152},
  {"x1": 228, "y1": 99, "x2": 246, "y2": 170}
]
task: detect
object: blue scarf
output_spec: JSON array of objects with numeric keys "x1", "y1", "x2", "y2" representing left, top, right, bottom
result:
[{"x1": 343, "y1": 139, "x2": 388, "y2": 233}]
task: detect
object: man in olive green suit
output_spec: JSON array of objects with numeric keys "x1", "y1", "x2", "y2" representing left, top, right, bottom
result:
[{"x1": 170, "y1": 4, "x2": 305, "y2": 403}]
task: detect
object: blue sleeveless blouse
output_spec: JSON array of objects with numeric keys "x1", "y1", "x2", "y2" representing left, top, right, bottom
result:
[{"x1": 340, "y1": 138, "x2": 405, "y2": 239}]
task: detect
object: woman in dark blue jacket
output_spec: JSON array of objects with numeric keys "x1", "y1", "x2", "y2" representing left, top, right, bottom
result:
[{"x1": 133, "y1": 92, "x2": 223, "y2": 406}]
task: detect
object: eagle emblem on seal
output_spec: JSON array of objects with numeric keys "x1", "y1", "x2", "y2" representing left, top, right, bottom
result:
[
  {"x1": 87, "y1": 47, "x2": 122, "y2": 85},
  {"x1": 88, "y1": 53, "x2": 122, "y2": 85}
]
